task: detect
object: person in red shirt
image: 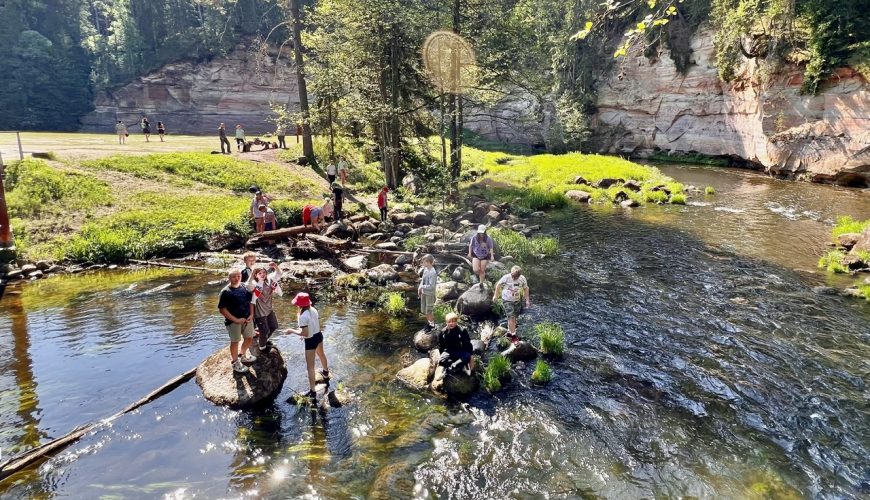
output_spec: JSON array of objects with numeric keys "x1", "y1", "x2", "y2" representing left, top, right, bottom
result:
[{"x1": 377, "y1": 186, "x2": 389, "y2": 221}]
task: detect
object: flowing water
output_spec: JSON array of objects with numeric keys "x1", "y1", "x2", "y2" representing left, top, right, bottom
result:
[{"x1": 0, "y1": 164, "x2": 868, "y2": 499}]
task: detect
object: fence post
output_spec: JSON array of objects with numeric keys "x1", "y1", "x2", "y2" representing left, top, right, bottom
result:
[{"x1": 0, "y1": 159, "x2": 14, "y2": 255}]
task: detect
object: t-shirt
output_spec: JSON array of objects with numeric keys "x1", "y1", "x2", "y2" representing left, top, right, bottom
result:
[
  {"x1": 377, "y1": 191, "x2": 388, "y2": 209},
  {"x1": 326, "y1": 163, "x2": 337, "y2": 175},
  {"x1": 248, "y1": 270, "x2": 282, "y2": 318},
  {"x1": 419, "y1": 266, "x2": 437, "y2": 296},
  {"x1": 236, "y1": 128, "x2": 245, "y2": 139},
  {"x1": 497, "y1": 273, "x2": 528, "y2": 302},
  {"x1": 298, "y1": 307, "x2": 321, "y2": 337},
  {"x1": 470, "y1": 235, "x2": 494, "y2": 259},
  {"x1": 276, "y1": 126, "x2": 285, "y2": 135},
  {"x1": 251, "y1": 196, "x2": 269, "y2": 218},
  {"x1": 115, "y1": 123, "x2": 127, "y2": 134},
  {"x1": 217, "y1": 284, "x2": 252, "y2": 325},
  {"x1": 263, "y1": 207, "x2": 277, "y2": 226},
  {"x1": 337, "y1": 160, "x2": 349, "y2": 172}
]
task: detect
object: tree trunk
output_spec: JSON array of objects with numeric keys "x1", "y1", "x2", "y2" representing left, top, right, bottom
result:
[
  {"x1": 327, "y1": 96, "x2": 335, "y2": 160},
  {"x1": 448, "y1": 0, "x2": 463, "y2": 191},
  {"x1": 388, "y1": 34, "x2": 401, "y2": 189},
  {"x1": 0, "y1": 167, "x2": 12, "y2": 248},
  {"x1": 289, "y1": 0, "x2": 314, "y2": 160}
]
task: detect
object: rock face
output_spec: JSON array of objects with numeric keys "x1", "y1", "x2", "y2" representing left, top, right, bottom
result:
[
  {"x1": 196, "y1": 346, "x2": 287, "y2": 407},
  {"x1": 80, "y1": 43, "x2": 299, "y2": 135},
  {"x1": 466, "y1": 29, "x2": 870, "y2": 187},
  {"x1": 592, "y1": 28, "x2": 870, "y2": 186},
  {"x1": 396, "y1": 358, "x2": 432, "y2": 391},
  {"x1": 456, "y1": 284, "x2": 493, "y2": 318}
]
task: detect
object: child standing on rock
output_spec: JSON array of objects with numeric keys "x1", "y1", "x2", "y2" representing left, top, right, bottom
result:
[
  {"x1": 246, "y1": 262, "x2": 282, "y2": 352},
  {"x1": 418, "y1": 254, "x2": 437, "y2": 331},
  {"x1": 218, "y1": 269, "x2": 256, "y2": 373},
  {"x1": 286, "y1": 292, "x2": 330, "y2": 403}
]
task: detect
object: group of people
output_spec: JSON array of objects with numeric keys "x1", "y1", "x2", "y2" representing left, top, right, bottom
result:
[
  {"x1": 115, "y1": 117, "x2": 166, "y2": 144},
  {"x1": 219, "y1": 123, "x2": 304, "y2": 154},
  {"x1": 218, "y1": 252, "x2": 329, "y2": 403}
]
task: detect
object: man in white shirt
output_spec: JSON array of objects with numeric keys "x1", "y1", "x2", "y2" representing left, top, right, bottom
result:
[{"x1": 492, "y1": 265, "x2": 530, "y2": 342}]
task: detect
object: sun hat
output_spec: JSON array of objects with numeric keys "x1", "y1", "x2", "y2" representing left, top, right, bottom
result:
[
  {"x1": 477, "y1": 224, "x2": 487, "y2": 234},
  {"x1": 291, "y1": 292, "x2": 312, "y2": 307}
]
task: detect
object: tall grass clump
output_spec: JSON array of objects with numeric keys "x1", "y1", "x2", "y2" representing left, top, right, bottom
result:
[
  {"x1": 858, "y1": 284, "x2": 870, "y2": 301},
  {"x1": 62, "y1": 193, "x2": 249, "y2": 263},
  {"x1": 669, "y1": 193, "x2": 687, "y2": 205},
  {"x1": 832, "y1": 216, "x2": 869, "y2": 238},
  {"x1": 645, "y1": 190, "x2": 669, "y2": 204},
  {"x1": 5, "y1": 159, "x2": 112, "y2": 217},
  {"x1": 82, "y1": 153, "x2": 320, "y2": 194},
  {"x1": 818, "y1": 250, "x2": 849, "y2": 274},
  {"x1": 483, "y1": 354, "x2": 510, "y2": 392},
  {"x1": 403, "y1": 235, "x2": 426, "y2": 251},
  {"x1": 379, "y1": 292, "x2": 407, "y2": 317},
  {"x1": 531, "y1": 360, "x2": 552, "y2": 384},
  {"x1": 490, "y1": 228, "x2": 558, "y2": 261},
  {"x1": 705, "y1": 186, "x2": 716, "y2": 195},
  {"x1": 535, "y1": 321, "x2": 565, "y2": 356}
]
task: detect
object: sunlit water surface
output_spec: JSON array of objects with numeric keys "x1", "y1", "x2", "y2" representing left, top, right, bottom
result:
[{"x1": 1, "y1": 164, "x2": 868, "y2": 498}]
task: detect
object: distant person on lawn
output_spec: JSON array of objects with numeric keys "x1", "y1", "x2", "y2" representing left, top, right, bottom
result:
[
  {"x1": 218, "y1": 123, "x2": 231, "y2": 154},
  {"x1": 115, "y1": 120, "x2": 128, "y2": 145},
  {"x1": 141, "y1": 117, "x2": 151, "y2": 142},
  {"x1": 218, "y1": 268, "x2": 256, "y2": 373},
  {"x1": 157, "y1": 121, "x2": 166, "y2": 142},
  {"x1": 235, "y1": 124, "x2": 246, "y2": 152},
  {"x1": 276, "y1": 124, "x2": 287, "y2": 149}
]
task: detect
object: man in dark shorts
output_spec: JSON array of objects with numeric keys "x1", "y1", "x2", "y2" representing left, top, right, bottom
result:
[{"x1": 219, "y1": 123, "x2": 231, "y2": 154}]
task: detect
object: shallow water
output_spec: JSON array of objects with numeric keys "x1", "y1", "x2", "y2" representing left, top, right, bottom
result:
[{"x1": 1, "y1": 164, "x2": 868, "y2": 498}]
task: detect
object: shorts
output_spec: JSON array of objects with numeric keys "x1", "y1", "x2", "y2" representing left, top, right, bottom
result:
[
  {"x1": 254, "y1": 311, "x2": 278, "y2": 339},
  {"x1": 264, "y1": 221, "x2": 275, "y2": 231},
  {"x1": 327, "y1": 174, "x2": 336, "y2": 183},
  {"x1": 420, "y1": 293, "x2": 436, "y2": 314},
  {"x1": 226, "y1": 321, "x2": 255, "y2": 342},
  {"x1": 502, "y1": 300, "x2": 522, "y2": 319},
  {"x1": 304, "y1": 332, "x2": 324, "y2": 351}
]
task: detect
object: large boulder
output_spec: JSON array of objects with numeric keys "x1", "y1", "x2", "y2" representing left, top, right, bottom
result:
[
  {"x1": 594, "y1": 178, "x2": 621, "y2": 189},
  {"x1": 436, "y1": 281, "x2": 463, "y2": 301},
  {"x1": 355, "y1": 220, "x2": 378, "y2": 235},
  {"x1": 341, "y1": 255, "x2": 369, "y2": 273},
  {"x1": 566, "y1": 190, "x2": 591, "y2": 203},
  {"x1": 452, "y1": 266, "x2": 470, "y2": 283},
  {"x1": 196, "y1": 346, "x2": 287, "y2": 407},
  {"x1": 413, "y1": 328, "x2": 439, "y2": 351},
  {"x1": 366, "y1": 263, "x2": 399, "y2": 283},
  {"x1": 504, "y1": 341, "x2": 538, "y2": 362},
  {"x1": 456, "y1": 284, "x2": 494, "y2": 318},
  {"x1": 396, "y1": 357, "x2": 432, "y2": 390},
  {"x1": 849, "y1": 229, "x2": 870, "y2": 254},
  {"x1": 325, "y1": 221, "x2": 356, "y2": 239},
  {"x1": 374, "y1": 241, "x2": 399, "y2": 251},
  {"x1": 442, "y1": 371, "x2": 479, "y2": 399},
  {"x1": 391, "y1": 212, "x2": 415, "y2": 225},
  {"x1": 412, "y1": 211, "x2": 433, "y2": 226},
  {"x1": 471, "y1": 339, "x2": 486, "y2": 355}
]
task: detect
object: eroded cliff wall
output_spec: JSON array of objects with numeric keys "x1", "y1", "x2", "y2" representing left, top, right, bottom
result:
[{"x1": 80, "y1": 44, "x2": 298, "y2": 136}]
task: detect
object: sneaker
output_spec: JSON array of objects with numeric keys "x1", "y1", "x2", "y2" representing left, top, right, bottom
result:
[
  {"x1": 241, "y1": 353, "x2": 257, "y2": 364},
  {"x1": 232, "y1": 360, "x2": 249, "y2": 373},
  {"x1": 320, "y1": 369, "x2": 331, "y2": 380}
]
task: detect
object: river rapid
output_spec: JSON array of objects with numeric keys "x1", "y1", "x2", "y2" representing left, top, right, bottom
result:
[{"x1": 0, "y1": 164, "x2": 868, "y2": 499}]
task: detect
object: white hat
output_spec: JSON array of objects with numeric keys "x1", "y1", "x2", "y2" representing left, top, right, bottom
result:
[{"x1": 477, "y1": 224, "x2": 487, "y2": 234}]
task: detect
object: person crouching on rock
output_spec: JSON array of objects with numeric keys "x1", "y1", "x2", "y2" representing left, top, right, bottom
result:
[
  {"x1": 246, "y1": 262, "x2": 282, "y2": 352},
  {"x1": 218, "y1": 269, "x2": 256, "y2": 373},
  {"x1": 302, "y1": 204, "x2": 325, "y2": 231},
  {"x1": 468, "y1": 224, "x2": 495, "y2": 286},
  {"x1": 285, "y1": 292, "x2": 330, "y2": 403},
  {"x1": 438, "y1": 312, "x2": 474, "y2": 377},
  {"x1": 492, "y1": 265, "x2": 530, "y2": 344}
]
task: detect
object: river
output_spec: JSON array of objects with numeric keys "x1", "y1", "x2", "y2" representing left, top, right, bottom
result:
[{"x1": 0, "y1": 164, "x2": 868, "y2": 498}]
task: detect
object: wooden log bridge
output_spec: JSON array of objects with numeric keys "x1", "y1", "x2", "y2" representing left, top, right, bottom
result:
[
  {"x1": 246, "y1": 224, "x2": 318, "y2": 246},
  {"x1": 0, "y1": 367, "x2": 197, "y2": 482}
]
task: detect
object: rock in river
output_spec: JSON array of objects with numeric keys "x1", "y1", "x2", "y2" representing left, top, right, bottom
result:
[
  {"x1": 396, "y1": 357, "x2": 432, "y2": 390},
  {"x1": 504, "y1": 341, "x2": 538, "y2": 362},
  {"x1": 566, "y1": 190, "x2": 591, "y2": 203},
  {"x1": 196, "y1": 346, "x2": 287, "y2": 407},
  {"x1": 366, "y1": 263, "x2": 399, "y2": 283},
  {"x1": 413, "y1": 328, "x2": 439, "y2": 351},
  {"x1": 341, "y1": 255, "x2": 368, "y2": 273},
  {"x1": 456, "y1": 283, "x2": 493, "y2": 318}
]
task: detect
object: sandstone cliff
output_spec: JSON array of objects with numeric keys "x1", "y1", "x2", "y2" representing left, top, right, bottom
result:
[
  {"x1": 80, "y1": 44, "x2": 299, "y2": 136},
  {"x1": 593, "y1": 28, "x2": 870, "y2": 186},
  {"x1": 466, "y1": 28, "x2": 870, "y2": 187}
]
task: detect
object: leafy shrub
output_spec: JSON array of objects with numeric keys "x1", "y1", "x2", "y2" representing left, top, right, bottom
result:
[
  {"x1": 832, "y1": 216, "x2": 869, "y2": 238},
  {"x1": 818, "y1": 250, "x2": 849, "y2": 274},
  {"x1": 5, "y1": 159, "x2": 112, "y2": 217},
  {"x1": 483, "y1": 354, "x2": 510, "y2": 393},
  {"x1": 379, "y1": 292, "x2": 407, "y2": 317},
  {"x1": 705, "y1": 186, "x2": 716, "y2": 195},
  {"x1": 269, "y1": 199, "x2": 308, "y2": 227},
  {"x1": 535, "y1": 321, "x2": 565, "y2": 356},
  {"x1": 490, "y1": 228, "x2": 558, "y2": 261},
  {"x1": 433, "y1": 303, "x2": 455, "y2": 324},
  {"x1": 531, "y1": 360, "x2": 552, "y2": 384},
  {"x1": 403, "y1": 235, "x2": 426, "y2": 251},
  {"x1": 669, "y1": 193, "x2": 687, "y2": 205},
  {"x1": 347, "y1": 162, "x2": 386, "y2": 195}
]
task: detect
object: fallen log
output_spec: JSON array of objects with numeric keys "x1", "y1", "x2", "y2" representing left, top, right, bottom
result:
[
  {"x1": 129, "y1": 259, "x2": 217, "y2": 272},
  {"x1": 246, "y1": 225, "x2": 319, "y2": 246},
  {"x1": 306, "y1": 233, "x2": 352, "y2": 252},
  {"x1": 0, "y1": 367, "x2": 197, "y2": 482}
]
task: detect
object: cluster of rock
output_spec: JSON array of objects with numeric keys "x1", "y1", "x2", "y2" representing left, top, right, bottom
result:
[
  {"x1": 831, "y1": 229, "x2": 870, "y2": 272},
  {"x1": 1, "y1": 259, "x2": 87, "y2": 282}
]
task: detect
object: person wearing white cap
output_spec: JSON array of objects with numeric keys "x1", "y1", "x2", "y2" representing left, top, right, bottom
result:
[{"x1": 467, "y1": 224, "x2": 495, "y2": 286}]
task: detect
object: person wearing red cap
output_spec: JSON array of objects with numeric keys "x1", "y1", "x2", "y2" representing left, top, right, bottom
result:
[
  {"x1": 377, "y1": 186, "x2": 389, "y2": 222},
  {"x1": 285, "y1": 292, "x2": 330, "y2": 402}
]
